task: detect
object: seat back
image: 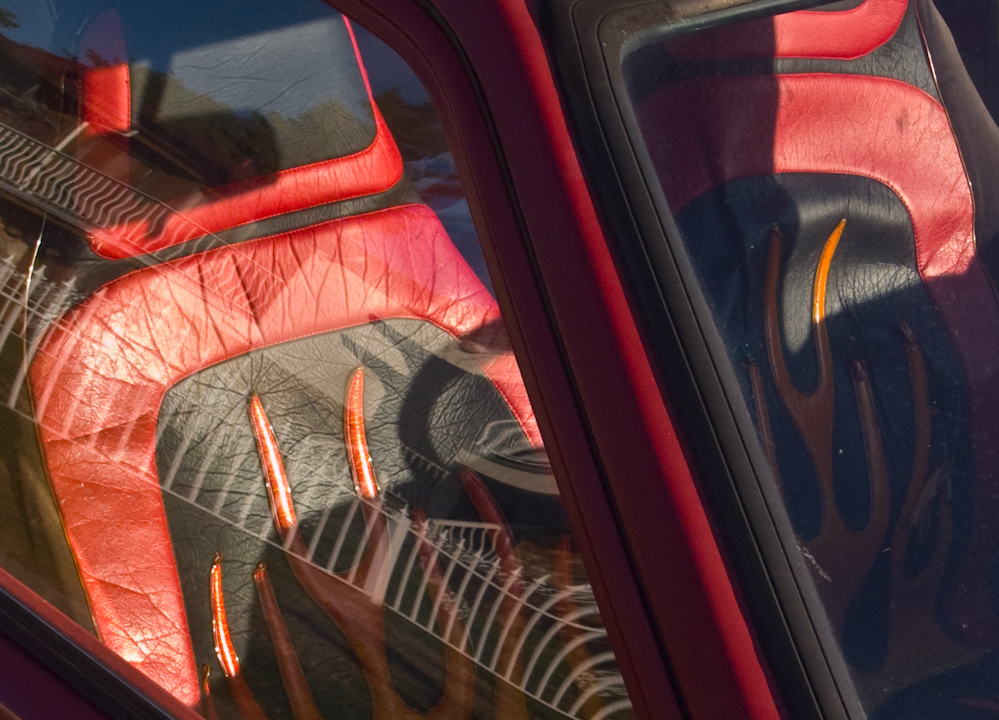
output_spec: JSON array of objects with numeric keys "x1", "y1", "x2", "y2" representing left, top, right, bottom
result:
[
  {"x1": 26, "y1": 3, "x2": 546, "y2": 710},
  {"x1": 622, "y1": 0, "x2": 999, "y2": 710}
]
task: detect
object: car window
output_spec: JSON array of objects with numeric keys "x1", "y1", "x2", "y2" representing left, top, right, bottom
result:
[
  {"x1": 598, "y1": 0, "x2": 999, "y2": 716},
  {"x1": 0, "y1": 2, "x2": 636, "y2": 718}
]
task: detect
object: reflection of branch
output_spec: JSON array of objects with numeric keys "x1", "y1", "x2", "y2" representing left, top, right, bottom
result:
[{"x1": 0, "y1": 8, "x2": 19, "y2": 30}]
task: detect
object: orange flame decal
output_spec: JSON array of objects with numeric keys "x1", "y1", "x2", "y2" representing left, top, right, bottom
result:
[
  {"x1": 344, "y1": 368, "x2": 379, "y2": 499},
  {"x1": 210, "y1": 553, "x2": 240, "y2": 678},
  {"x1": 249, "y1": 393, "x2": 297, "y2": 530},
  {"x1": 812, "y1": 218, "x2": 845, "y2": 326}
]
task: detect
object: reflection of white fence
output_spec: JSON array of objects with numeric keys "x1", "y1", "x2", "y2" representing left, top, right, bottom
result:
[
  {"x1": 434, "y1": 519, "x2": 502, "y2": 563},
  {"x1": 0, "y1": 255, "x2": 78, "y2": 410},
  {"x1": 0, "y1": 120, "x2": 194, "y2": 417},
  {"x1": 163, "y1": 465, "x2": 633, "y2": 720}
]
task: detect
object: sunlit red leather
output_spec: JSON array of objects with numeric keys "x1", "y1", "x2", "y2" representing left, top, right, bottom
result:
[{"x1": 29, "y1": 203, "x2": 539, "y2": 702}]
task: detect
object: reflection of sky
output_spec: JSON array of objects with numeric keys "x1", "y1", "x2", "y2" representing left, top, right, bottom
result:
[
  {"x1": 353, "y1": 26, "x2": 428, "y2": 106},
  {"x1": 2, "y1": 0, "x2": 340, "y2": 66},
  {"x1": 97, "y1": 0, "x2": 334, "y2": 70},
  {"x1": 161, "y1": 18, "x2": 367, "y2": 122},
  {"x1": 1, "y1": 0, "x2": 56, "y2": 50}
]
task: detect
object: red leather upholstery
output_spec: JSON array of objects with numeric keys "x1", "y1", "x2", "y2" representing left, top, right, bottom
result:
[
  {"x1": 631, "y1": 2, "x2": 999, "y2": 692},
  {"x1": 81, "y1": 64, "x2": 130, "y2": 133},
  {"x1": 77, "y1": 9, "x2": 131, "y2": 186},
  {"x1": 641, "y1": 70, "x2": 999, "y2": 643},
  {"x1": 30, "y1": 11, "x2": 545, "y2": 704},
  {"x1": 76, "y1": 18, "x2": 403, "y2": 261},
  {"x1": 78, "y1": 8, "x2": 129, "y2": 134},
  {"x1": 30, "y1": 203, "x2": 538, "y2": 704},
  {"x1": 644, "y1": 75, "x2": 978, "y2": 288},
  {"x1": 665, "y1": 0, "x2": 907, "y2": 60}
]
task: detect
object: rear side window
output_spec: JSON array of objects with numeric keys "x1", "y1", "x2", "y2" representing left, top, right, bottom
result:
[{"x1": 588, "y1": 0, "x2": 999, "y2": 716}]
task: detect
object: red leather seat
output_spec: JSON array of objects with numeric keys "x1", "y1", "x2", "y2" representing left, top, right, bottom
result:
[
  {"x1": 28, "y1": 9, "x2": 541, "y2": 709},
  {"x1": 73, "y1": 9, "x2": 402, "y2": 260},
  {"x1": 627, "y1": 0, "x2": 999, "y2": 710}
]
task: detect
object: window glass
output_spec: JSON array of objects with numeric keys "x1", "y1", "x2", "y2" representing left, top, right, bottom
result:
[
  {"x1": 611, "y1": 0, "x2": 999, "y2": 716},
  {"x1": 0, "y1": 2, "x2": 634, "y2": 719}
]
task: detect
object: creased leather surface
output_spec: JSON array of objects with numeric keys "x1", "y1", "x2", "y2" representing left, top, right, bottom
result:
[
  {"x1": 81, "y1": 64, "x2": 130, "y2": 134},
  {"x1": 664, "y1": 0, "x2": 907, "y2": 61},
  {"x1": 158, "y1": 320, "x2": 558, "y2": 719},
  {"x1": 29, "y1": 204, "x2": 538, "y2": 704},
  {"x1": 627, "y1": 0, "x2": 939, "y2": 104},
  {"x1": 641, "y1": 74, "x2": 997, "y2": 370},
  {"x1": 62, "y1": 183, "x2": 423, "y2": 302},
  {"x1": 82, "y1": 17, "x2": 403, "y2": 261}
]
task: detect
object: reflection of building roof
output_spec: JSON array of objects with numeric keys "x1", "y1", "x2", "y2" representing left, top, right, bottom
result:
[{"x1": 0, "y1": 32, "x2": 80, "y2": 82}]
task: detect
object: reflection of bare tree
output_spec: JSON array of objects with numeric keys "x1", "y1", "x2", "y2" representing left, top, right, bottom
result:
[
  {"x1": 374, "y1": 89, "x2": 448, "y2": 163},
  {"x1": 0, "y1": 8, "x2": 17, "y2": 30},
  {"x1": 267, "y1": 99, "x2": 374, "y2": 170},
  {"x1": 0, "y1": 34, "x2": 73, "y2": 144},
  {"x1": 130, "y1": 65, "x2": 280, "y2": 187}
]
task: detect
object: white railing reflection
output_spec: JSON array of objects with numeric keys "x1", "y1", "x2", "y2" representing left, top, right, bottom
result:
[
  {"x1": 0, "y1": 120, "x2": 174, "y2": 237},
  {"x1": 163, "y1": 465, "x2": 632, "y2": 720}
]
